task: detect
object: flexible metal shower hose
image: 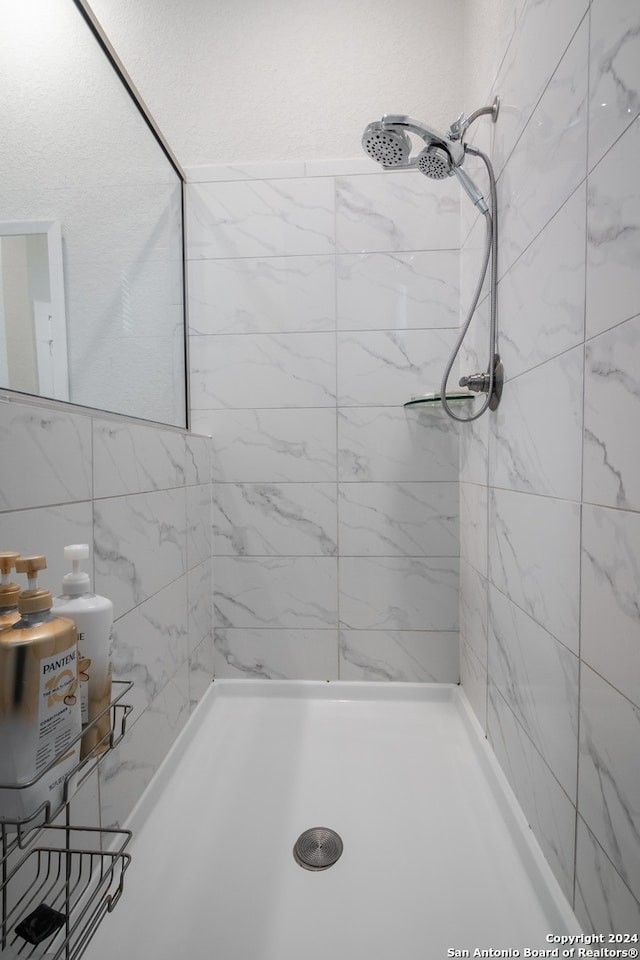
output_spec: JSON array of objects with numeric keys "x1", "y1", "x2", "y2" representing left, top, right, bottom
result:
[{"x1": 440, "y1": 148, "x2": 498, "y2": 423}]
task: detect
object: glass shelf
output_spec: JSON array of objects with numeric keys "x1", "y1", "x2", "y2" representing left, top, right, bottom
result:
[{"x1": 404, "y1": 391, "x2": 474, "y2": 408}]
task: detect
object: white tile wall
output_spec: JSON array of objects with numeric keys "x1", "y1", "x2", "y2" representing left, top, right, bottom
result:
[
  {"x1": 462, "y1": 0, "x2": 640, "y2": 932},
  {"x1": 0, "y1": 395, "x2": 214, "y2": 830},
  {"x1": 187, "y1": 165, "x2": 463, "y2": 684}
]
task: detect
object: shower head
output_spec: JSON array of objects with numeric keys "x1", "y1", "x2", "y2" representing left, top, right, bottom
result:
[
  {"x1": 361, "y1": 112, "x2": 489, "y2": 212},
  {"x1": 416, "y1": 144, "x2": 453, "y2": 180},
  {"x1": 361, "y1": 115, "x2": 465, "y2": 171},
  {"x1": 361, "y1": 122, "x2": 412, "y2": 167}
]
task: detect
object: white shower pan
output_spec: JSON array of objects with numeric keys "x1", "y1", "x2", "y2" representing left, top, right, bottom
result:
[{"x1": 86, "y1": 681, "x2": 581, "y2": 959}]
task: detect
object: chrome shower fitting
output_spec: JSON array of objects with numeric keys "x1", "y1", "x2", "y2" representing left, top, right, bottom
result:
[
  {"x1": 459, "y1": 355, "x2": 504, "y2": 412},
  {"x1": 361, "y1": 100, "x2": 502, "y2": 422},
  {"x1": 361, "y1": 112, "x2": 492, "y2": 214},
  {"x1": 448, "y1": 96, "x2": 500, "y2": 142}
]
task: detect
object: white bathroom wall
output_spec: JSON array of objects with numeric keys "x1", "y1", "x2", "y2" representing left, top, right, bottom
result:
[
  {"x1": 459, "y1": 0, "x2": 640, "y2": 934},
  {"x1": 0, "y1": 394, "x2": 214, "y2": 828},
  {"x1": 187, "y1": 160, "x2": 463, "y2": 681},
  {"x1": 88, "y1": 0, "x2": 466, "y2": 167}
]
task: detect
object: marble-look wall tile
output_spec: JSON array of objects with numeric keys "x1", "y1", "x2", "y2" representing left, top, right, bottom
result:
[
  {"x1": 111, "y1": 577, "x2": 189, "y2": 725},
  {"x1": 214, "y1": 556, "x2": 337, "y2": 629},
  {"x1": 488, "y1": 684, "x2": 576, "y2": 903},
  {"x1": 497, "y1": 185, "x2": 586, "y2": 382},
  {"x1": 186, "y1": 160, "x2": 306, "y2": 182},
  {"x1": 488, "y1": 586, "x2": 579, "y2": 800},
  {"x1": 583, "y1": 314, "x2": 640, "y2": 512},
  {"x1": 188, "y1": 558, "x2": 213, "y2": 654},
  {"x1": 189, "y1": 635, "x2": 214, "y2": 708},
  {"x1": 338, "y1": 407, "x2": 459, "y2": 482},
  {"x1": 491, "y1": 0, "x2": 589, "y2": 176},
  {"x1": 94, "y1": 487, "x2": 187, "y2": 619},
  {"x1": 185, "y1": 433, "x2": 212, "y2": 486},
  {"x1": 92, "y1": 420, "x2": 185, "y2": 499},
  {"x1": 199, "y1": 408, "x2": 337, "y2": 483},
  {"x1": 187, "y1": 483, "x2": 213, "y2": 570},
  {"x1": 337, "y1": 329, "x2": 458, "y2": 407},
  {"x1": 586, "y1": 117, "x2": 640, "y2": 340},
  {"x1": 339, "y1": 557, "x2": 458, "y2": 631},
  {"x1": 0, "y1": 502, "x2": 92, "y2": 592},
  {"x1": 186, "y1": 178, "x2": 335, "y2": 259},
  {"x1": 579, "y1": 664, "x2": 640, "y2": 905},
  {"x1": 459, "y1": 642, "x2": 487, "y2": 732},
  {"x1": 498, "y1": 16, "x2": 589, "y2": 277},
  {"x1": 214, "y1": 628, "x2": 338, "y2": 680},
  {"x1": 188, "y1": 255, "x2": 335, "y2": 335},
  {"x1": 459, "y1": 408, "x2": 489, "y2": 486},
  {"x1": 489, "y1": 488, "x2": 581, "y2": 654},
  {"x1": 99, "y1": 663, "x2": 190, "y2": 829},
  {"x1": 460, "y1": 560, "x2": 488, "y2": 668},
  {"x1": 338, "y1": 481, "x2": 458, "y2": 558},
  {"x1": 0, "y1": 402, "x2": 91, "y2": 511},
  {"x1": 460, "y1": 211, "x2": 491, "y2": 320},
  {"x1": 336, "y1": 251, "x2": 460, "y2": 331},
  {"x1": 335, "y1": 172, "x2": 460, "y2": 253},
  {"x1": 581, "y1": 504, "x2": 640, "y2": 710},
  {"x1": 213, "y1": 482, "x2": 337, "y2": 557},
  {"x1": 460, "y1": 481, "x2": 488, "y2": 576},
  {"x1": 575, "y1": 818, "x2": 640, "y2": 935},
  {"x1": 339, "y1": 629, "x2": 458, "y2": 682},
  {"x1": 588, "y1": 0, "x2": 640, "y2": 172},
  {"x1": 190, "y1": 332, "x2": 336, "y2": 410},
  {"x1": 489, "y1": 346, "x2": 583, "y2": 501}
]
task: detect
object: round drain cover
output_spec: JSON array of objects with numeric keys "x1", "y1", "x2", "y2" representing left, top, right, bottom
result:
[{"x1": 293, "y1": 827, "x2": 343, "y2": 871}]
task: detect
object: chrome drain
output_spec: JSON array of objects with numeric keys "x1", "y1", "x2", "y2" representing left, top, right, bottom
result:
[{"x1": 293, "y1": 827, "x2": 343, "y2": 871}]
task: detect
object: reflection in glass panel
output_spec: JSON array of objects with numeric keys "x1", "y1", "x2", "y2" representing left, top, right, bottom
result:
[{"x1": 0, "y1": 0, "x2": 186, "y2": 427}]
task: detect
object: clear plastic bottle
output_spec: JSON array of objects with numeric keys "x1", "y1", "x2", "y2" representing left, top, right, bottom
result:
[{"x1": 53, "y1": 545, "x2": 113, "y2": 759}]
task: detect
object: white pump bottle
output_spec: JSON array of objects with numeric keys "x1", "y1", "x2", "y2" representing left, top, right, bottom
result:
[{"x1": 53, "y1": 545, "x2": 113, "y2": 759}]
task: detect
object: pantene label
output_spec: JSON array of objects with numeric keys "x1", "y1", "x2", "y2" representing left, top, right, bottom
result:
[{"x1": 37, "y1": 648, "x2": 78, "y2": 775}]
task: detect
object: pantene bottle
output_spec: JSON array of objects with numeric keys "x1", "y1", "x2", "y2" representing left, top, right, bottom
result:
[
  {"x1": 0, "y1": 556, "x2": 81, "y2": 825},
  {"x1": 0, "y1": 552, "x2": 21, "y2": 631},
  {"x1": 53, "y1": 545, "x2": 113, "y2": 759}
]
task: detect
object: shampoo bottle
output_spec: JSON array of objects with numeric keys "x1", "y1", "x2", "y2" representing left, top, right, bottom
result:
[
  {"x1": 53, "y1": 545, "x2": 113, "y2": 759},
  {"x1": 0, "y1": 552, "x2": 21, "y2": 631},
  {"x1": 0, "y1": 555, "x2": 81, "y2": 825}
]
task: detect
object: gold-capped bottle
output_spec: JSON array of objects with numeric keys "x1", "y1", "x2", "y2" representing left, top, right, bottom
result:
[
  {"x1": 0, "y1": 552, "x2": 21, "y2": 631},
  {"x1": 0, "y1": 555, "x2": 82, "y2": 826}
]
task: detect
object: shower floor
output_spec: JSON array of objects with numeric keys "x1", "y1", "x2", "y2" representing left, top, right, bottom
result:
[{"x1": 86, "y1": 681, "x2": 580, "y2": 960}]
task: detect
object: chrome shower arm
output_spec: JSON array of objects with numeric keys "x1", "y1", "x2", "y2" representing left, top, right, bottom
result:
[{"x1": 448, "y1": 97, "x2": 500, "y2": 142}]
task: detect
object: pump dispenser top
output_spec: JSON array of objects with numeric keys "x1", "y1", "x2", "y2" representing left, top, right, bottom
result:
[
  {"x1": 62, "y1": 544, "x2": 91, "y2": 596},
  {"x1": 0, "y1": 552, "x2": 21, "y2": 629},
  {"x1": 15, "y1": 555, "x2": 52, "y2": 614},
  {"x1": 0, "y1": 551, "x2": 20, "y2": 603}
]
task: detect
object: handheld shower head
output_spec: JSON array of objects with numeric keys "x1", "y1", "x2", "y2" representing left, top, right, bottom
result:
[
  {"x1": 416, "y1": 144, "x2": 453, "y2": 180},
  {"x1": 361, "y1": 122, "x2": 412, "y2": 168}
]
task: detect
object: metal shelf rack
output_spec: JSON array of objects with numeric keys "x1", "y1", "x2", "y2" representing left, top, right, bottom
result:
[{"x1": 1, "y1": 681, "x2": 133, "y2": 959}]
